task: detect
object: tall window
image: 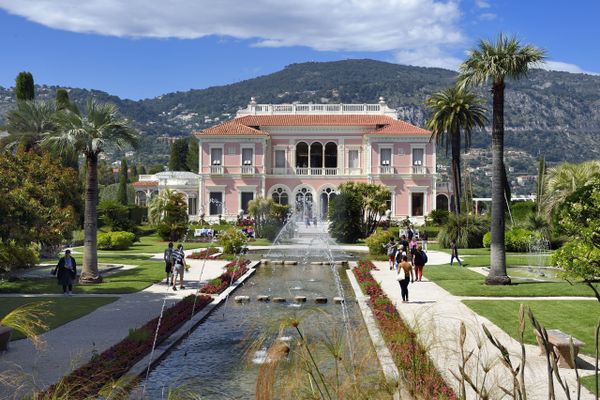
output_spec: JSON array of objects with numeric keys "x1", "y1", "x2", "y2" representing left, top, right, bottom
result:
[
  {"x1": 209, "y1": 192, "x2": 223, "y2": 215},
  {"x1": 411, "y1": 193, "x2": 424, "y2": 216},
  {"x1": 211, "y1": 148, "x2": 223, "y2": 165},
  {"x1": 241, "y1": 192, "x2": 254, "y2": 213},
  {"x1": 242, "y1": 148, "x2": 253, "y2": 166},
  {"x1": 188, "y1": 197, "x2": 198, "y2": 215},
  {"x1": 274, "y1": 150, "x2": 286, "y2": 168},
  {"x1": 412, "y1": 148, "x2": 424, "y2": 166},
  {"x1": 380, "y1": 148, "x2": 392, "y2": 166},
  {"x1": 348, "y1": 150, "x2": 359, "y2": 169}
]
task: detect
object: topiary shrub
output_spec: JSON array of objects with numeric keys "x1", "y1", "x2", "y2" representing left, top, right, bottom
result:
[
  {"x1": 483, "y1": 228, "x2": 540, "y2": 252},
  {"x1": 365, "y1": 230, "x2": 393, "y2": 255},
  {"x1": 97, "y1": 231, "x2": 136, "y2": 250},
  {"x1": 437, "y1": 214, "x2": 489, "y2": 249},
  {"x1": 219, "y1": 227, "x2": 247, "y2": 254}
]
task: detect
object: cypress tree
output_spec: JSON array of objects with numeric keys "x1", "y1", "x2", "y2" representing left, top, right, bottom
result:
[
  {"x1": 56, "y1": 88, "x2": 70, "y2": 110},
  {"x1": 186, "y1": 138, "x2": 199, "y2": 173},
  {"x1": 15, "y1": 72, "x2": 35, "y2": 101},
  {"x1": 138, "y1": 165, "x2": 147, "y2": 175},
  {"x1": 130, "y1": 164, "x2": 138, "y2": 182},
  {"x1": 169, "y1": 138, "x2": 189, "y2": 171},
  {"x1": 117, "y1": 159, "x2": 128, "y2": 205}
]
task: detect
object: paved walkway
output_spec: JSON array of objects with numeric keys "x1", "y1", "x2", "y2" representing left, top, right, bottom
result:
[
  {"x1": 0, "y1": 256, "x2": 229, "y2": 398},
  {"x1": 371, "y1": 261, "x2": 595, "y2": 400}
]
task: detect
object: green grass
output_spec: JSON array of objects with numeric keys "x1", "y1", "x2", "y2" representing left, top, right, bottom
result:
[
  {"x1": 0, "y1": 296, "x2": 118, "y2": 340},
  {"x1": 581, "y1": 374, "x2": 598, "y2": 394},
  {"x1": 463, "y1": 300, "x2": 600, "y2": 355},
  {"x1": 0, "y1": 253, "x2": 165, "y2": 294},
  {"x1": 431, "y1": 246, "x2": 553, "y2": 267},
  {"x1": 425, "y1": 265, "x2": 598, "y2": 297}
]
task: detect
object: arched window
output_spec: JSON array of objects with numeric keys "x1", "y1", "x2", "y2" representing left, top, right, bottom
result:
[
  {"x1": 295, "y1": 186, "x2": 314, "y2": 220},
  {"x1": 324, "y1": 142, "x2": 337, "y2": 168},
  {"x1": 310, "y1": 142, "x2": 323, "y2": 168},
  {"x1": 319, "y1": 186, "x2": 337, "y2": 219},
  {"x1": 436, "y1": 194, "x2": 449, "y2": 211},
  {"x1": 296, "y1": 142, "x2": 308, "y2": 168},
  {"x1": 271, "y1": 187, "x2": 289, "y2": 206}
]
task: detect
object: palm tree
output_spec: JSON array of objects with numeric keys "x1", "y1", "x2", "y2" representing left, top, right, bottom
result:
[
  {"x1": 2, "y1": 100, "x2": 57, "y2": 151},
  {"x1": 44, "y1": 98, "x2": 139, "y2": 283},
  {"x1": 148, "y1": 189, "x2": 187, "y2": 225},
  {"x1": 426, "y1": 85, "x2": 487, "y2": 215},
  {"x1": 459, "y1": 34, "x2": 545, "y2": 285},
  {"x1": 543, "y1": 160, "x2": 600, "y2": 218}
]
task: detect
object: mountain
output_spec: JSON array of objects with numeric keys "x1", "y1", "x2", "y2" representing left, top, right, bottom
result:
[{"x1": 1, "y1": 59, "x2": 599, "y2": 185}]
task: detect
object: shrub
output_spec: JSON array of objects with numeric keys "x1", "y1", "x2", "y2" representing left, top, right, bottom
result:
[
  {"x1": 509, "y1": 201, "x2": 536, "y2": 224},
  {"x1": 365, "y1": 230, "x2": 393, "y2": 255},
  {"x1": 427, "y1": 209, "x2": 450, "y2": 226},
  {"x1": 437, "y1": 214, "x2": 489, "y2": 248},
  {"x1": 0, "y1": 241, "x2": 39, "y2": 272},
  {"x1": 219, "y1": 227, "x2": 247, "y2": 254},
  {"x1": 98, "y1": 200, "x2": 134, "y2": 231},
  {"x1": 483, "y1": 228, "x2": 541, "y2": 252},
  {"x1": 97, "y1": 231, "x2": 136, "y2": 250},
  {"x1": 262, "y1": 222, "x2": 282, "y2": 242},
  {"x1": 156, "y1": 222, "x2": 189, "y2": 242}
]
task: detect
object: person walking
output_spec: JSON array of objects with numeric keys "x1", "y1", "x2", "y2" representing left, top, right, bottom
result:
[
  {"x1": 384, "y1": 239, "x2": 397, "y2": 270},
  {"x1": 409, "y1": 236, "x2": 419, "y2": 262},
  {"x1": 421, "y1": 231, "x2": 429, "y2": 252},
  {"x1": 396, "y1": 255, "x2": 414, "y2": 303},
  {"x1": 163, "y1": 242, "x2": 174, "y2": 285},
  {"x1": 413, "y1": 245, "x2": 428, "y2": 282},
  {"x1": 407, "y1": 226, "x2": 414, "y2": 241},
  {"x1": 172, "y1": 244, "x2": 187, "y2": 291},
  {"x1": 52, "y1": 250, "x2": 77, "y2": 296},
  {"x1": 450, "y1": 240, "x2": 463, "y2": 267}
]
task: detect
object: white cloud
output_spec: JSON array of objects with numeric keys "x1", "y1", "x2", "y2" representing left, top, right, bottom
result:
[
  {"x1": 478, "y1": 13, "x2": 496, "y2": 21},
  {"x1": 540, "y1": 60, "x2": 599, "y2": 75},
  {"x1": 475, "y1": 0, "x2": 491, "y2": 8},
  {"x1": 0, "y1": 0, "x2": 464, "y2": 62},
  {"x1": 394, "y1": 46, "x2": 462, "y2": 71}
]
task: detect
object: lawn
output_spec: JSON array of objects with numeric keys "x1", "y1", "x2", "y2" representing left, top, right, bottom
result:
[
  {"x1": 0, "y1": 296, "x2": 118, "y2": 340},
  {"x1": 425, "y1": 265, "x2": 599, "y2": 297},
  {"x1": 0, "y1": 253, "x2": 164, "y2": 294},
  {"x1": 463, "y1": 300, "x2": 600, "y2": 355},
  {"x1": 430, "y1": 245, "x2": 553, "y2": 267}
]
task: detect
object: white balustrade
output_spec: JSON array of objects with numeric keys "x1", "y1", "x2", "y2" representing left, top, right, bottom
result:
[
  {"x1": 324, "y1": 168, "x2": 338, "y2": 176},
  {"x1": 295, "y1": 167, "x2": 309, "y2": 175},
  {"x1": 379, "y1": 166, "x2": 394, "y2": 175},
  {"x1": 210, "y1": 166, "x2": 224, "y2": 175},
  {"x1": 238, "y1": 99, "x2": 397, "y2": 117},
  {"x1": 412, "y1": 166, "x2": 427, "y2": 175},
  {"x1": 310, "y1": 168, "x2": 322, "y2": 175},
  {"x1": 241, "y1": 166, "x2": 255, "y2": 175}
]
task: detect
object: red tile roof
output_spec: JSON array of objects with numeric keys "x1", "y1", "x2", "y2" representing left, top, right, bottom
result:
[
  {"x1": 194, "y1": 114, "x2": 429, "y2": 136},
  {"x1": 132, "y1": 181, "x2": 158, "y2": 187}
]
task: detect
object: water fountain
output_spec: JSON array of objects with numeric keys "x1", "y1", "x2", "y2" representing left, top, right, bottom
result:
[
  {"x1": 140, "y1": 199, "x2": 380, "y2": 399},
  {"x1": 527, "y1": 236, "x2": 552, "y2": 277}
]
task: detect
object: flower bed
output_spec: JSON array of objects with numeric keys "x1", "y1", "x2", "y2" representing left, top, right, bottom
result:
[
  {"x1": 186, "y1": 247, "x2": 219, "y2": 259},
  {"x1": 200, "y1": 259, "x2": 250, "y2": 294},
  {"x1": 40, "y1": 294, "x2": 212, "y2": 399},
  {"x1": 353, "y1": 260, "x2": 456, "y2": 399}
]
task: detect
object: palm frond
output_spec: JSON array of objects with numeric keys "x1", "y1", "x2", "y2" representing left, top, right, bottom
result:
[{"x1": 0, "y1": 301, "x2": 53, "y2": 349}]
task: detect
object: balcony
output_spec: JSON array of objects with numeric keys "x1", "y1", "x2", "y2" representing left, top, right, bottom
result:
[
  {"x1": 411, "y1": 165, "x2": 428, "y2": 175},
  {"x1": 210, "y1": 166, "x2": 224, "y2": 175},
  {"x1": 241, "y1": 166, "x2": 255, "y2": 175},
  {"x1": 379, "y1": 166, "x2": 395, "y2": 175}
]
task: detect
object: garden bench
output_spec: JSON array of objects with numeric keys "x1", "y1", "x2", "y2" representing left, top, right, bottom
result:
[
  {"x1": 0, "y1": 325, "x2": 12, "y2": 352},
  {"x1": 534, "y1": 329, "x2": 584, "y2": 369}
]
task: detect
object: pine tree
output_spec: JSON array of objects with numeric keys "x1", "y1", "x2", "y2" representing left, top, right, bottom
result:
[
  {"x1": 117, "y1": 159, "x2": 128, "y2": 205},
  {"x1": 15, "y1": 72, "x2": 34, "y2": 101},
  {"x1": 169, "y1": 138, "x2": 189, "y2": 171}
]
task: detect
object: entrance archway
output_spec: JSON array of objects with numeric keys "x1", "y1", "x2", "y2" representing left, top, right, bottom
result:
[
  {"x1": 436, "y1": 194, "x2": 449, "y2": 211},
  {"x1": 319, "y1": 185, "x2": 337, "y2": 219},
  {"x1": 294, "y1": 186, "x2": 314, "y2": 221}
]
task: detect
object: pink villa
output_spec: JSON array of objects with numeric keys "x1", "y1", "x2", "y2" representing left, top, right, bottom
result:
[{"x1": 134, "y1": 98, "x2": 449, "y2": 225}]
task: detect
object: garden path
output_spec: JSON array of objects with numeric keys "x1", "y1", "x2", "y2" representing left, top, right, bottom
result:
[
  {"x1": 371, "y1": 261, "x2": 595, "y2": 400},
  {"x1": 0, "y1": 257, "x2": 228, "y2": 398}
]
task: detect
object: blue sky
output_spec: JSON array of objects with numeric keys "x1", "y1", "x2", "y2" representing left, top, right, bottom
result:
[{"x1": 0, "y1": 0, "x2": 597, "y2": 100}]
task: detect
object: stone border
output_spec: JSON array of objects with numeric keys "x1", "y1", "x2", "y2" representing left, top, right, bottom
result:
[
  {"x1": 345, "y1": 266, "x2": 408, "y2": 400},
  {"x1": 126, "y1": 261, "x2": 259, "y2": 380}
]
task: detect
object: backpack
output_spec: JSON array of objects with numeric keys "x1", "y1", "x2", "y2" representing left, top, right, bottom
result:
[{"x1": 164, "y1": 248, "x2": 174, "y2": 263}]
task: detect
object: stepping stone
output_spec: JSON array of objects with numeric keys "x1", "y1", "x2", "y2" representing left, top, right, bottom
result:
[
  {"x1": 310, "y1": 261, "x2": 323, "y2": 265},
  {"x1": 333, "y1": 297, "x2": 344, "y2": 304},
  {"x1": 315, "y1": 297, "x2": 328, "y2": 304},
  {"x1": 284, "y1": 260, "x2": 298, "y2": 265},
  {"x1": 294, "y1": 296, "x2": 307, "y2": 303},
  {"x1": 257, "y1": 295, "x2": 270, "y2": 302},
  {"x1": 234, "y1": 295, "x2": 250, "y2": 303},
  {"x1": 272, "y1": 297, "x2": 286, "y2": 303},
  {"x1": 270, "y1": 260, "x2": 284, "y2": 265}
]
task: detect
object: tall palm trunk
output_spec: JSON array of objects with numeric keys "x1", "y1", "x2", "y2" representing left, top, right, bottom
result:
[
  {"x1": 486, "y1": 81, "x2": 511, "y2": 285},
  {"x1": 81, "y1": 153, "x2": 102, "y2": 283},
  {"x1": 451, "y1": 131, "x2": 462, "y2": 215}
]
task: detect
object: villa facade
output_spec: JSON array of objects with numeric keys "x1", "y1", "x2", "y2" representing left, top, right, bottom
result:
[{"x1": 134, "y1": 98, "x2": 447, "y2": 224}]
